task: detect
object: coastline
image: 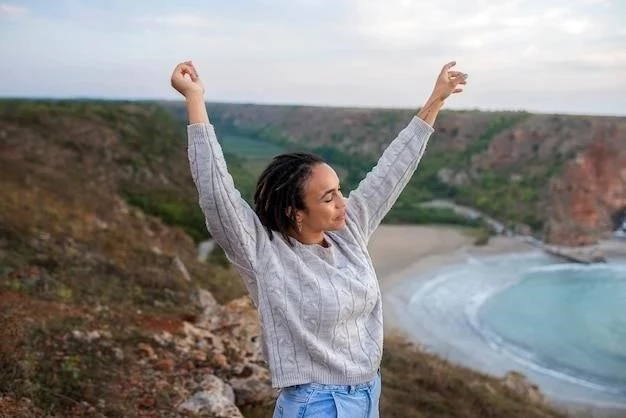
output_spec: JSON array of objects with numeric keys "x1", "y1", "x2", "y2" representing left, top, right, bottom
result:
[{"x1": 369, "y1": 224, "x2": 626, "y2": 418}]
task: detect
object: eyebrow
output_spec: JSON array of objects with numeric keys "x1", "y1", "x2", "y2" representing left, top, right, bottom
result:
[{"x1": 320, "y1": 187, "x2": 339, "y2": 199}]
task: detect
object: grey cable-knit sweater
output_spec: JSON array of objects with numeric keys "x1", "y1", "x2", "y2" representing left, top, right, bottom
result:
[{"x1": 187, "y1": 116, "x2": 434, "y2": 388}]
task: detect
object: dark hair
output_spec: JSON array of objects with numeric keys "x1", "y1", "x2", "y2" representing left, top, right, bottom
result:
[{"x1": 253, "y1": 152, "x2": 324, "y2": 243}]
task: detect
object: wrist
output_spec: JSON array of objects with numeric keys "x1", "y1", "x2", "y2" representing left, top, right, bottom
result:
[
  {"x1": 417, "y1": 95, "x2": 445, "y2": 126},
  {"x1": 185, "y1": 91, "x2": 205, "y2": 103},
  {"x1": 425, "y1": 94, "x2": 445, "y2": 108}
]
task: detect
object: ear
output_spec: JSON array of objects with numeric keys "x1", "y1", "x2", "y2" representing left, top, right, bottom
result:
[{"x1": 287, "y1": 207, "x2": 304, "y2": 221}]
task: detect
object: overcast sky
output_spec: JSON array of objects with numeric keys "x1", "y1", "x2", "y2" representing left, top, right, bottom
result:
[{"x1": 1, "y1": 0, "x2": 625, "y2": 115}]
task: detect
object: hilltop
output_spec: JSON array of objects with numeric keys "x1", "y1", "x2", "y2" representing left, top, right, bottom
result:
[
  {"x1": 163, "y1": 101, "x2": 626, "y2": 246},
  {"x1": 0, "y1": 98, "x2": 597, "y2": 416}
]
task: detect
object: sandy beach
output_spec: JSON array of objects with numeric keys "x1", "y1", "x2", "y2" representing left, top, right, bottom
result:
[
  {"x1": 369, "y1": 224, "x2": 532, "y2": 292},
  {"x1": 368, "y1": 224, "x2": 626, "y2": 418},
  {"x1": 368, "y1": 224, "x2": 534, "y2": 347}
]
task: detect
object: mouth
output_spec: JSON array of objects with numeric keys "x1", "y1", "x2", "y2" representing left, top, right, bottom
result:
[{"x1": 336, "y1": 213, "x2": 346, "y2": 222}]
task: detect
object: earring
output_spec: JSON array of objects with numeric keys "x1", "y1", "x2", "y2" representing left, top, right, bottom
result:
[{"x1": 297, "y1": 221, "x2": 302, "y2": 233}]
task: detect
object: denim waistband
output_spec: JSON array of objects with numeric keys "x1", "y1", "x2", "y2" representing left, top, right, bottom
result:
[{"x1": 295, "y1": 371, "x2": 379, "y2": 394}]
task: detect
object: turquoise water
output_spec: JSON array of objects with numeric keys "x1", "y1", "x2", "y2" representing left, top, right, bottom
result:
[
  {"x1": 478, "y1": 261, "x2": 626, "y2": 393},
  {"x1": 390, "y1": 251, "x2": 626, "y2": 404}
]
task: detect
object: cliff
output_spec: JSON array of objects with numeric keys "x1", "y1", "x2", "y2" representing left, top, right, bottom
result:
[
  {"x1": 186, "y1": 102, "x2": 626, "y2": 245},
  {"x1": 0, "y1": 98, "x2": 575, "y2": 416}
]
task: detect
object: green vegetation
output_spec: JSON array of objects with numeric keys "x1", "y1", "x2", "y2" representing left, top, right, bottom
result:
[
  {"x1": 221, "y1": 134, "x2": 286, "y2": 157},
  {"x1": 3, "y1": 99, "x2": 563, "y2": 240},
  {"x1": 464, "y1": 226, "x2": 494, "y2": 246},
  {"x1": 456, "y1": 173, "x2": 545, "y2": 232},
  {"x1": 204, "y1": 109, "x2": 483, "y2": 229},
  {"x1": 15, "y1": 319, "x2": 118, "y2": 413},
  {"x1": 0, "y1": 99, "x2": 571, "y2": 417},
  {"x1": 384, "y1": 204, "x2": 483, "y2": 227},
  {"x1": 122, "y1": 187, "x2": 207, "y2": 242}
]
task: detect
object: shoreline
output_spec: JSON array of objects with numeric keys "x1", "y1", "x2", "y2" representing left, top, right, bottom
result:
[{"x1": 369, "y1": 224, "x2": 626, "y2": 418}]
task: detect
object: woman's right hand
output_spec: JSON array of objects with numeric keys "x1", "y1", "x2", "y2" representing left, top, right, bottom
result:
[{"x1": 170, "y1": 61, "x2": 205, "y2": 98}]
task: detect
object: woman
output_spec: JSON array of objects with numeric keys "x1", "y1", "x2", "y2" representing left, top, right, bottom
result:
[{"x1": 170, "y1": 60, "x2": 467, "y2": 417}]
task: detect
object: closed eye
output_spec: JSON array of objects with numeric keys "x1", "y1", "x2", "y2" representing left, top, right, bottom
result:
[{"x1": 323, "y1": 188, "x2": 342, "y2": 203}]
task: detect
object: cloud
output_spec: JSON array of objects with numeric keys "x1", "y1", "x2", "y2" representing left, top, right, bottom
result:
[
  {"x1": 0, "y1": 3, "x2": 28, "y2": 18},
  {"x1": 0, "y1": 0, "x2": 624, "y2": 114},
  {"x1": 559, "y1": 19, "x2": 590, "y2": 34},
  {"x1": 134, "y1": 14, "x2": 217, "y2": 29}
]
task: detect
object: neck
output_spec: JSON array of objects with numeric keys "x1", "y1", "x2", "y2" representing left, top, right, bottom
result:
[{"x1": 291, "y1": 229, "x2": 328, "y2": 247}]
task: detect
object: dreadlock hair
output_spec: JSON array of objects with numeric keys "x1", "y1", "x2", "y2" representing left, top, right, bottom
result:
[{"x1": 253, "y1": 152, "x2": 325, "y2": 244}]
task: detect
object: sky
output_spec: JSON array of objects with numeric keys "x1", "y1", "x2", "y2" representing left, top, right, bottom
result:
[{"x1": 1, "y1": 0, "x2": 625, "y2": 115}]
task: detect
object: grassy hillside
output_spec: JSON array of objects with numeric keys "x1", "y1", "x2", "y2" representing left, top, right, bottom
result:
[
  {"x1": 169, "y1": 102, "x2": 486, "y2": 229},
  {"x1": 169, "y1": 102, "x2": 625, "y2": 242},
  {"x1": 0, "y1": 99, "x2": 565, "y2": 417},
  {"x1": 166, "y1": 101, "x2": 540, "y2": 228}
]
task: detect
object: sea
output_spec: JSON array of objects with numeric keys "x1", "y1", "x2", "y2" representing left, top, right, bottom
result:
[{"x1": 386, "y1": 249, "x2": 626, "y2": 407}]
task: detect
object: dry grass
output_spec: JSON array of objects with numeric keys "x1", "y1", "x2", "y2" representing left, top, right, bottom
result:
[
  {"x1": 379, "y1": 334, "x2": 564, "y2": 418},
  {"x1": 0, "y1": 100, "x2": 568, "y2": 417}
]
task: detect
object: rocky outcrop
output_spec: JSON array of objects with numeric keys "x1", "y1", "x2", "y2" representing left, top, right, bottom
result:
[
  {"x1": 177, "y1": 375, "x2": 243, "y2": 417},
  {"x1": 198, "y1": 102, "x2": 626, "y2": 246},
  {"x1": 544, "y1": 122, "x2": 626, "y2": 245},
  {"x1": 170, "y1": 290, "x2": 274, "y2": 415},
  {"x1": 502, "y1": 371, "x2": 545, "y2": 405}
]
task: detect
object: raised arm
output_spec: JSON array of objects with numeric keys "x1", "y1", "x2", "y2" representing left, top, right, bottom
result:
[
  {"x1": 346, "y1": 61, "x2": 468, "y2": 241},
  {"x1": 171, "y1": 61, "x2": 263, "y2": 276}
]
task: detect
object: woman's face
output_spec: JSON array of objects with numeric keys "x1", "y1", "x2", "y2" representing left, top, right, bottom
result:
[{"x1": 297, "y1": 163, "x2": 346, "y2": 232}]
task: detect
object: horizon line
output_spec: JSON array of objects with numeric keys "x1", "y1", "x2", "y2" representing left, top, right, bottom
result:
[{"x1": 0, "y1": 95, "x2": 625, "y2": 118}]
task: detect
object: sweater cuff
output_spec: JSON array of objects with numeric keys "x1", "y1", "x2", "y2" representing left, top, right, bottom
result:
[
  {"x1": 406, "y1": 116, "x2": 435, "y2": 137},
  {"x1": 187, "y1": 122, "x2": 213, "y2": 138}
]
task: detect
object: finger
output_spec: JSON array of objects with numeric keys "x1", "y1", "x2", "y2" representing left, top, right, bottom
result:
[
  {"x1": 185, "y1": 61, "x2": 200, "y2": 79},
  {"x1": 453, "y1": 88, "x2": 463, "y2": 94},
  {"x1": 173, "y1": 62, "x2": 191, "y2": 79},
  {"x1": 173, "y1": 62, "x2": 187, "y2": 75},
  {"x1": 448, "y1": 71, "x2": 465, "y2": 77},
  {"x1": 441, "y1": 61, "x2": 456, "y2": 73},
  {"x1": 175, "y1": 61, "x2": 197, "y2": 78},
  {"x1": 179, "y1": 63, "x2": 197, "y2": 81}
]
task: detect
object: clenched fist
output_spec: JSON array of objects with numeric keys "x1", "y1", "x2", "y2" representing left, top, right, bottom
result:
[{"x1": 170, "y1": 61, "x2": 205, "y2": 98}]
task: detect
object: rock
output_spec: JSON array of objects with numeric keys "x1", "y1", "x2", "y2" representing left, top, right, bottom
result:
[
  {"x1": 545, "y1": 133, "x2": 626, "y2": 245},
  {"x1": 138, "y1": 396, "x2": 155, "y2": 409},
  {"x1": 192, "y1": 350, "x2": 208, "y2": 362},
  {"x1": 137, "y1": 343, "x2": 156, "y2": 359},
  {"x1": 199, "y1": 374, "x2": 236, "y2": 403},
  {"x1": 502, "y1": 371, "x2": 544, "y2": 404},
  {"x1": 173, "y1": 255, "x2": 191, "y2": 282},
  {"x1": 197, "y1": 288, "x2": 221, "y2": 325},
  {"x1": 113, "y1": 347, "x2": 124, "y2": 361},
  {"x1": 71, "y1": 329, "x2": 111, "y2": 342},
  {"x1": 213, "y1": 352, "x2": 229, "y2": 369},
  {"x1": 179, "y1": 322, "x2": 224, "y2": 354},
  {"x1": 229, "y1": 363, "x2": 275, "y2": 406},
  {"x1": 153, "y1": 331, "x2": 174, "y2": 347},
  {"x1": 178, "y1": 375, "x2": 243, "y2": 417},
  {"x1": 215, "y1": 297, "x2": 263, "y2": 363},
  {"x1": 590, "y1": 249, "x2": 606, "y2": 263},
  {"x1": 94, "y1": 217, "x2": 108, "y2": 230},
  {"x1": 156, "y1": 358, "x2": 175, "y2": 372},
  {"x1": 178, "y1": 391, "x2": 243, "y2": 417}
]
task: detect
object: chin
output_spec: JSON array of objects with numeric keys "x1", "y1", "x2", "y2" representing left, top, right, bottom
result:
[{"x1": 330, "y1": 219, "x2": 346, "y2": 230}]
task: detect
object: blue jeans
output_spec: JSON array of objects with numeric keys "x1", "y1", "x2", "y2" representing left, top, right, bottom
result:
[{"x1": 272, "y1": 372, "x2": 381, "y2": 418}]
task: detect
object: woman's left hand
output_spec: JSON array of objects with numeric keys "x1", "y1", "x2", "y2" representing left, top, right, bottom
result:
[{"x1": 430, "y1": 61, "x2": 468, "y2": 102}]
